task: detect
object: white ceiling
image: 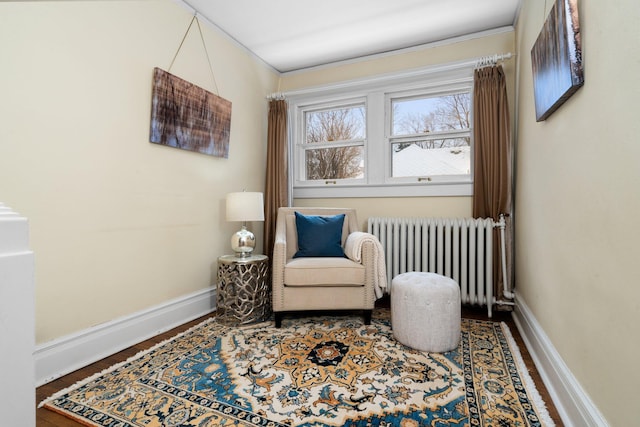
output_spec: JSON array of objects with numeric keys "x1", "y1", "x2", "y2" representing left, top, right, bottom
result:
[{"x1": 183, "y1": 0, "x2": 521, "y2": 73}]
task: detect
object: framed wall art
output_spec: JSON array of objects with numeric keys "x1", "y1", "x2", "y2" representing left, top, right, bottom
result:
[
  {"x1": 149, "y1": 67, "x2": 232, "y2": 157},
  {"x1": 531, "y1": 0, "x2": 583, "y2": 122}
]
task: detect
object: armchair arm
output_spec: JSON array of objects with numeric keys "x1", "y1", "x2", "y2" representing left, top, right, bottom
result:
[
  {"x1": 272, "y1": 210, "x2": 288, "y2": 311},
  {"x1": 345, "y1": 231, "x2": 387, "y2": 299},
  {"x1": 344, "y1": 231, "x2": 376, "y2": 263}
]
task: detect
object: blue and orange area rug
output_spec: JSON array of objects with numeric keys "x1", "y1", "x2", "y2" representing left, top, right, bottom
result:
[{"x1": 40, "y1": 309, "x2": 555, "y2": 426}]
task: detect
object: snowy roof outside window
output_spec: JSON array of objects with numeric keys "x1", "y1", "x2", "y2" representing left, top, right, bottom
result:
[{"x1": 393, "y1": 145, "x2": 470, "y2": 177}]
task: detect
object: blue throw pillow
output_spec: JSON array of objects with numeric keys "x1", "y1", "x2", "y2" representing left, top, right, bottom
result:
[{"x1": 293, "y1": 212, "x2": 346, "y2": 258}]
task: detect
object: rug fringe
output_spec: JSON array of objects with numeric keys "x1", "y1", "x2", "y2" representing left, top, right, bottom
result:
[
  {"x1": 38, "y1": 316, "x2": 218, "y2": 408},
  {"x1": 500, "y1": 322, "x2": 557, "y2": 427}
]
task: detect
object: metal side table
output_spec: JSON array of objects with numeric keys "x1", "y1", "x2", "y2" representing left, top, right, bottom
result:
[{"x1": 216, "y1": 254, "x2": 270, "y2": 325}]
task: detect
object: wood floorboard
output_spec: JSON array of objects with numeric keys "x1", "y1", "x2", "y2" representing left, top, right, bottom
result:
[{"x1": 36, "y1": 306, "x2": 564, "y2": 426}]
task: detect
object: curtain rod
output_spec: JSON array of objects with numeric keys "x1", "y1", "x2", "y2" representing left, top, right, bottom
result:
[
  {"x1": 474, "y1": 52, "x2": 514, "y2": 69},
  {"x1": 267, "y1": 52, "x2": 515, "y2": 100}
]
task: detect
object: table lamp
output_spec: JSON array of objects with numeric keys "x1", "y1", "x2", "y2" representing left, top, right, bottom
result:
[{"x1": 226, "y1": 191, "x2": 264, "y2": 257}]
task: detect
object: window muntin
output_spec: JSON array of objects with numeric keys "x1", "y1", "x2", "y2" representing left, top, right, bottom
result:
[
  {"x1": 299, "y1": 102, "x2": 366, "y2": 182},
  {"x1": 388, "y1": 91, "x2": 471, "y2": 182}
]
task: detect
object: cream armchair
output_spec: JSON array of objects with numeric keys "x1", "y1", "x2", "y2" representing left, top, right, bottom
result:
[{"x1": 272, "y1": 207, "x2": 381, "y2": 327}]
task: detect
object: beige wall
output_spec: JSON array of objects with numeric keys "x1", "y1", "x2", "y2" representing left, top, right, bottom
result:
[
  {"x1": 515, "y1": 1, "x2": 640, "y2": 425},
  {"x1": 281, "y1": 30, "x2": 516, "y2": 93},
  {"x1": 294, "y1": 197, "x2": 473, "y2": 231},
  {"x1": 284, "y1": 31, "x2": 515, "y2": 223},
  {"x1": 0, "y1": 1, "x2": 278, "y2": 344}
]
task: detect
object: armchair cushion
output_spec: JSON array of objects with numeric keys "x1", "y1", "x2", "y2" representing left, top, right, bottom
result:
[
  {"x1": 293, "y1": 212, "x2": 346, "y2": 258},
  {"x1": 284, "y1": 257, "x2": 365, "y2": 286}
]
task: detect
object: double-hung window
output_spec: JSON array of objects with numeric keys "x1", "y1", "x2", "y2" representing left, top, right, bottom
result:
[
  {"x1": 298, "y1": 99, "x2": 366, "y2": 185},
  {"x1": 387, "y1": 89, "x2": 472, "y2": 184},
  {"x1": 290, "y1": 66, "x2": 474, "y2": 198}
]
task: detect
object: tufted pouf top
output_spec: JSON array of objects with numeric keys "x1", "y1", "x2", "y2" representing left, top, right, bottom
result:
[{"x1": 391, "y1": 272, "x2": 461, "y2": 352}]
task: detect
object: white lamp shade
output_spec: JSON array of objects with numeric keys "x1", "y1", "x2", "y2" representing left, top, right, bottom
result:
[{"x1": 226, "y1": 192, "x2": 265, "y2": 222}]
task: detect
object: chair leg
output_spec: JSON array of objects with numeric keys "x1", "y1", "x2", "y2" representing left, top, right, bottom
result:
[
  {"x1": 274, "y1": 312, "x2": 283, "y2": 328},
  {"x1": 363, "y1": 310, "x2": 372, "y2": 325}
]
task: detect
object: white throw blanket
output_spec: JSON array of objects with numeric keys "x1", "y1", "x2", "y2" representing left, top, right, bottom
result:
[{"x1": 345, "y1": 231, "x2": 387, "y2": 299}]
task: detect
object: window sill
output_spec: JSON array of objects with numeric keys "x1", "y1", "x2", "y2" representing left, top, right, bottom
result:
[{"x1": 292, "y1": 182, "x2": 472, "y2": 198}]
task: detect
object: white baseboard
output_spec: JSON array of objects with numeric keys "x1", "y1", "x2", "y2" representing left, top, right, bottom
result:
[
  {"x1": 512, "y1": 292, "x2": 609, "y2": 427},
  {"x1": 35, "y1": 288, "x2": 216, "y2": 387}
]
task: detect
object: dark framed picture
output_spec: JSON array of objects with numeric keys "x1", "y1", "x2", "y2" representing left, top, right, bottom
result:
[
  {"x1": 149, "y1": 68, "x2": 232, "y2": 157},
  {"x1": 531, "y1": 0, "x2": 583, "y2": 122}
]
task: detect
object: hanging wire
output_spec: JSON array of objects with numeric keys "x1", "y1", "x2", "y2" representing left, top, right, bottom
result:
[
  {"x1": 168, "y1": 15, "x2": 196, "y2": 72},
  {"x1": 168, "y1": 14, "x2": 219, "y2": 95},
  {"x1": 195, "y1": 16, "x2": 219, "y2": 95}
]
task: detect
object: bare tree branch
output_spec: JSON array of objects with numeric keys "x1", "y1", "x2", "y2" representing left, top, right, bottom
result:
[{"x1": 305, "y1": 108, "x2": 364, "y2": 179}]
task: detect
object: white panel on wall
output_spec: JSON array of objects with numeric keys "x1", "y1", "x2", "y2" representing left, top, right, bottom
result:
[{"x1": 0, "y1": 203, "x2": 35, "y2": 427}]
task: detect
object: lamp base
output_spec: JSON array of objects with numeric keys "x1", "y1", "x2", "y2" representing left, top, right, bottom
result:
[{"x1": 231, "y1": 226, "x2": 256, "y2": 257}]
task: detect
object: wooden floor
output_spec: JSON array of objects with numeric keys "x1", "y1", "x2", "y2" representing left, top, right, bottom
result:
[{"x1": 36, "y1": 305, "x2": 564, "y2": 426}]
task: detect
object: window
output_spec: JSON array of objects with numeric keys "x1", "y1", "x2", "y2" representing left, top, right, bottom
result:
[
  {"x1": 289, "y1": 65, "x2": 474, "y2": 198},
  {"x1": 388, "y1": 91, "x2": 471, "y2": 182},
  {"x1": 301, "y1": 101, "x2": 366, "y2": 182}
]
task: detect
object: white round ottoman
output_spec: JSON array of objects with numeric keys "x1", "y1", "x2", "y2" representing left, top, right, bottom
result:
[{"x1": 391, "y1": 272, "x2": 461, "y2": 352}]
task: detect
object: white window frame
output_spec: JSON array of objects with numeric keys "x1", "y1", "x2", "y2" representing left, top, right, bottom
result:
[
  {"x1": 385, "y1": 85, "x2": 473, "y2": 185},
  {"x1": 295, "y1": 97, "x2": 367, "y2": 187},
  {"x1": 288, "y1": 63, "x2": 475, "y2": 199}
]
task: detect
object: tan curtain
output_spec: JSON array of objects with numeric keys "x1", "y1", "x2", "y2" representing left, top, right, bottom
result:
[
  {"x1": 263, "y1": 99, "x2": 289, "y2": 259},
  {"x1": 472, "y1": 65, "x2": 513, "y2": 302}
]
